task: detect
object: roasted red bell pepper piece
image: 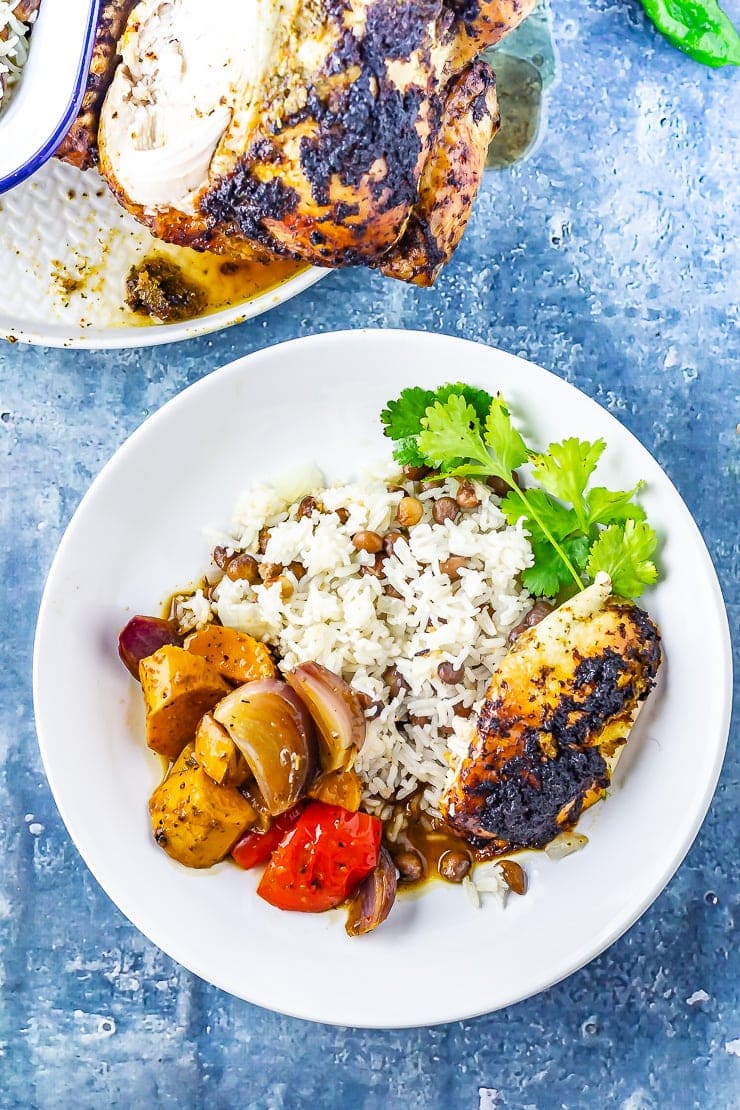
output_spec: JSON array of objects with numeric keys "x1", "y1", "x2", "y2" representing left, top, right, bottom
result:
[
  {"x1": 257, "y1": 802, "x2": 382, "y2": 913},
  {"x1": 231, "y1": 805, "x2": 305, "y2": 870}
]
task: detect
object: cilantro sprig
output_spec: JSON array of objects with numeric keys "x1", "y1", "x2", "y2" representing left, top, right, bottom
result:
[{"x1": 380, "y1": 385, "x2": 659, "y2": 599}]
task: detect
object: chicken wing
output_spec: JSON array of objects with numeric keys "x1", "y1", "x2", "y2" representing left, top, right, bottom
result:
[
  {"x1": 441, "y1": 574, "x2": 662, "y2": 853},
  {"x1": 373, "y1": 59, "x2": 499, "y2": 286},
  {"x1": 445, "y1": 0, "x2": 538, "y2": 70}
]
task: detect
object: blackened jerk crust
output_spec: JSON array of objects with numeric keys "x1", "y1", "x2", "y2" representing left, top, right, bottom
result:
[
  {"x1": 198, "y1": 0, "x2": 448, "y2": 267},
  {"x1": 442, "y1": 583, "x2": 662, "y2": 854},
  {"x1": 372, "y1": 60, "x2": 500, "y2": 286}
]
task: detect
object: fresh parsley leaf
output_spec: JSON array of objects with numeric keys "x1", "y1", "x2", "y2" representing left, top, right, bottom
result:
[
  {"x1": 529, "y1": 438, "x2": 605, "y2": 529},
  {"x1": 380, "y1": 384, "x2": 494, "y2": 444},
  {"x1": 523, "y1": 534, "x2": 591, "y2": 595},
  {"x1": 503, "y1": 490, "x2": 589, "y2": 592},
  {"x1": 417, "y1": 395, "x2": 491, "y2": 471},
  {"x1": 391, "y1": 436, "x2": 429, "y2": 468},
  {"x1": 586, "y1": 520, "x2": 658, "y2": 598},
  {"x1": 483, "y1": 395, "x2": 529, "y2": 473},
  {"x1": 501, "y1": 488, "x2": 578, "y2": 541},
  {"x1": 563, "y1": 534, "x2": 591, "y2": 575},
  {"x1": 435, "y1": 384, "x2": 494, "y2": 426},
  {"x1": 522, "y1": 543, "x2": 571, "y2": 597},
  {"x1": 586, "y1": 484, "x2": 647, "y2": 527},
  {"x1": 380, "y1": 387, "x2": 436, "y2": 441},
  {"x1": 379, "y1": 382, "x2": 659, "y2": 601}
]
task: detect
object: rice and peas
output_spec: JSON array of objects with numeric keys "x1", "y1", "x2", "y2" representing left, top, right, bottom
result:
[
  {"x1": 0, "y1": 2, "x2": 38, "y2": 110},
  {"x1": 175, "y1": 464, "x2": 534, "y2": 873}
]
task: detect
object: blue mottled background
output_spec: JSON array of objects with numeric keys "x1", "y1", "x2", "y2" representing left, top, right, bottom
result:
[{"x1": 1, "y1": 1, "x2": 738, "y2": 1106}]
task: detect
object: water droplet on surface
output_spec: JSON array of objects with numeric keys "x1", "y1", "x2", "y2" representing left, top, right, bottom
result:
[{"x1": 705, "y1": 891, "x2": 719, "y2": 905}]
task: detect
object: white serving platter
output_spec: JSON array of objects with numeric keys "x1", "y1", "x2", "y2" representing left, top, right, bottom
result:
[{"x1": 0, "y1": 159, "x2": 324, "y2": 348}]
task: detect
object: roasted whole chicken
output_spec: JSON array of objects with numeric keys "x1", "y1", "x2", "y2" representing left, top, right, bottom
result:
[
  {"x1": 54, "y1": 0, "x2": 537, "y2": 284},
  {"x1": 441, "y1": 574, "x2": 662, "y2": 853}
]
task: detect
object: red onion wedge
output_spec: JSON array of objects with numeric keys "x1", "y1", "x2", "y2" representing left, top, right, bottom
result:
[
  {"x1": 118, "y1": 615, "x2": 183, "y2": 679},
  {"x1": 213, "y1": 680, "x2": 317, "y2": 816},
  {"x1": 285, "y1": 662, "x2": 366, "y2": 773},
  {"x1": 345, "y1": 847, "x2": 397, "y2": 937}
]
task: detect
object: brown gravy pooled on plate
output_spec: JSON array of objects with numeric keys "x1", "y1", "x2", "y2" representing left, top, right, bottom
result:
[
  {"x1": 384, "y1": 797, "x2": 475, "y2": 890},
  {"x1": 384, "y1": 796, "x2": 528, "y2": 893}
]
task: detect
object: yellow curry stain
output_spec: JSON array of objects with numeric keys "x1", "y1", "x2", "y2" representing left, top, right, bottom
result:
[{"x1": 126, "y1": 244, "x2": 307, "y2": 326}]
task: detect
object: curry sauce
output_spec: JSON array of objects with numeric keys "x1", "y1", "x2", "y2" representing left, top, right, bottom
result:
[
  {"x1": 125, "y1": 248, "x2": 307, "y2": 325},
  {"x1": 388, "y1": 810, "x2": 474, "y2": 888}
]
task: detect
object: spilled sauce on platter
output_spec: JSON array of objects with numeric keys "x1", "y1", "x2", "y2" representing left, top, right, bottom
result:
[{"x1": 124, "y1": 249, "x2": 307, "y2": 325}]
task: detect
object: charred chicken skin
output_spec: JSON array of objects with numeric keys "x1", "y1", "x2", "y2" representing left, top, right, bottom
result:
[
  {"x1": 91, "y1": 0, "x2": 534, "y2": 284},
  {"x1": 56, "y1": 0, "x2": 140, "y2": 170},
  {"x1": 441, "y1": 575, "x2": 662, "y2": 853}
]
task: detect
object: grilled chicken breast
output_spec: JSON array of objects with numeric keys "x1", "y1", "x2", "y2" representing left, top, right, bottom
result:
[
  {"x1": 95, "y1": 0, "x2": 534, "y2": 281},
  {"x1": 441, "y1": 574, "x2": 662, "y2": 854}
]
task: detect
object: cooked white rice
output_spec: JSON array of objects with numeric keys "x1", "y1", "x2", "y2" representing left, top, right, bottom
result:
[
  {"x1": 463, "y1": 863, "x2": 510, "y2": 908},
  {"x1": 175, "y1": 464, "x2": 535, "y2": 818},
  {"x1": 0, "y1": 2, "x2": 35, "y2": 111}
]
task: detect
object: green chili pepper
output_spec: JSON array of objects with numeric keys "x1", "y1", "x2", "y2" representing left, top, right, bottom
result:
[{"x1": 640, "y1": 0, "x2": 740, "y2": 67}]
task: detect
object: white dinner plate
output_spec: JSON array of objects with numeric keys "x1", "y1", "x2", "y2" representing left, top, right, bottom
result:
[
  {"x1": 33, "y1": 330, "x2": 732, "y2": 1027},
  {"x1": 0, "y1": 160, "x2": 324, "y2": 349}
]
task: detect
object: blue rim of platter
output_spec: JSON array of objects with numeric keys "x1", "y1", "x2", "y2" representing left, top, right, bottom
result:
[{"x1": 0, "y1": 0, "x2": 102, "y2": 195}]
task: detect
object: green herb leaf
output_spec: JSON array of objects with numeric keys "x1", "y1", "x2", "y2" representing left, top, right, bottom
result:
[
  {"x1": 380, "y1": 384, "x2": 495, "y2": 444},
  {"x1": 435, "y1": 384, "x2": 495, "y2": 426},
  {"x1": 483, "y1": 396, "x2": 529, "y2": 473},
  {"x1": 521, "y1": 536, "x2": 588, "y2": 594},
  {"x1": 564, "y1": 533, "x2": 592, "y2": 575},
  {"x1": 418, "y1": 395, "x2": 490, "y2": 471},
  {"x1": 530, "y1": 438, "x2": 605, "y2": 523},
  {"x1": 500, "y1": 488, "x2": 577, "y2": 542},
  {"x1": 503, "y1": 490, "x2": 589, "y2": 593},
  {"x1": 391, "y1": 436, "x2": 429, "y2": 468},
  {"x1": 380, "y1": 387, "x2": 436, "y2": 441},
  {"x1": 585, "y1": 484, "x2": 647, "y2": 527},
  {"x1": 522, "y1": 544, "x2": 571, "y2": 597},
  {"x1": 586, "y1": 520, "x2": 659, "y2": 598}
]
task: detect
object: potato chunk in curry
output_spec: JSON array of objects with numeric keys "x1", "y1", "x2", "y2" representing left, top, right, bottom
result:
[
  {"x1": 149, "y1": 743, "x2": 259, "y2": 867},
  {"x1": 140, "y1": 645, "x2": 229, "y2": 761},
  {"x1": 185, "y1": 625, "x2": 277, "y2": 685}
]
